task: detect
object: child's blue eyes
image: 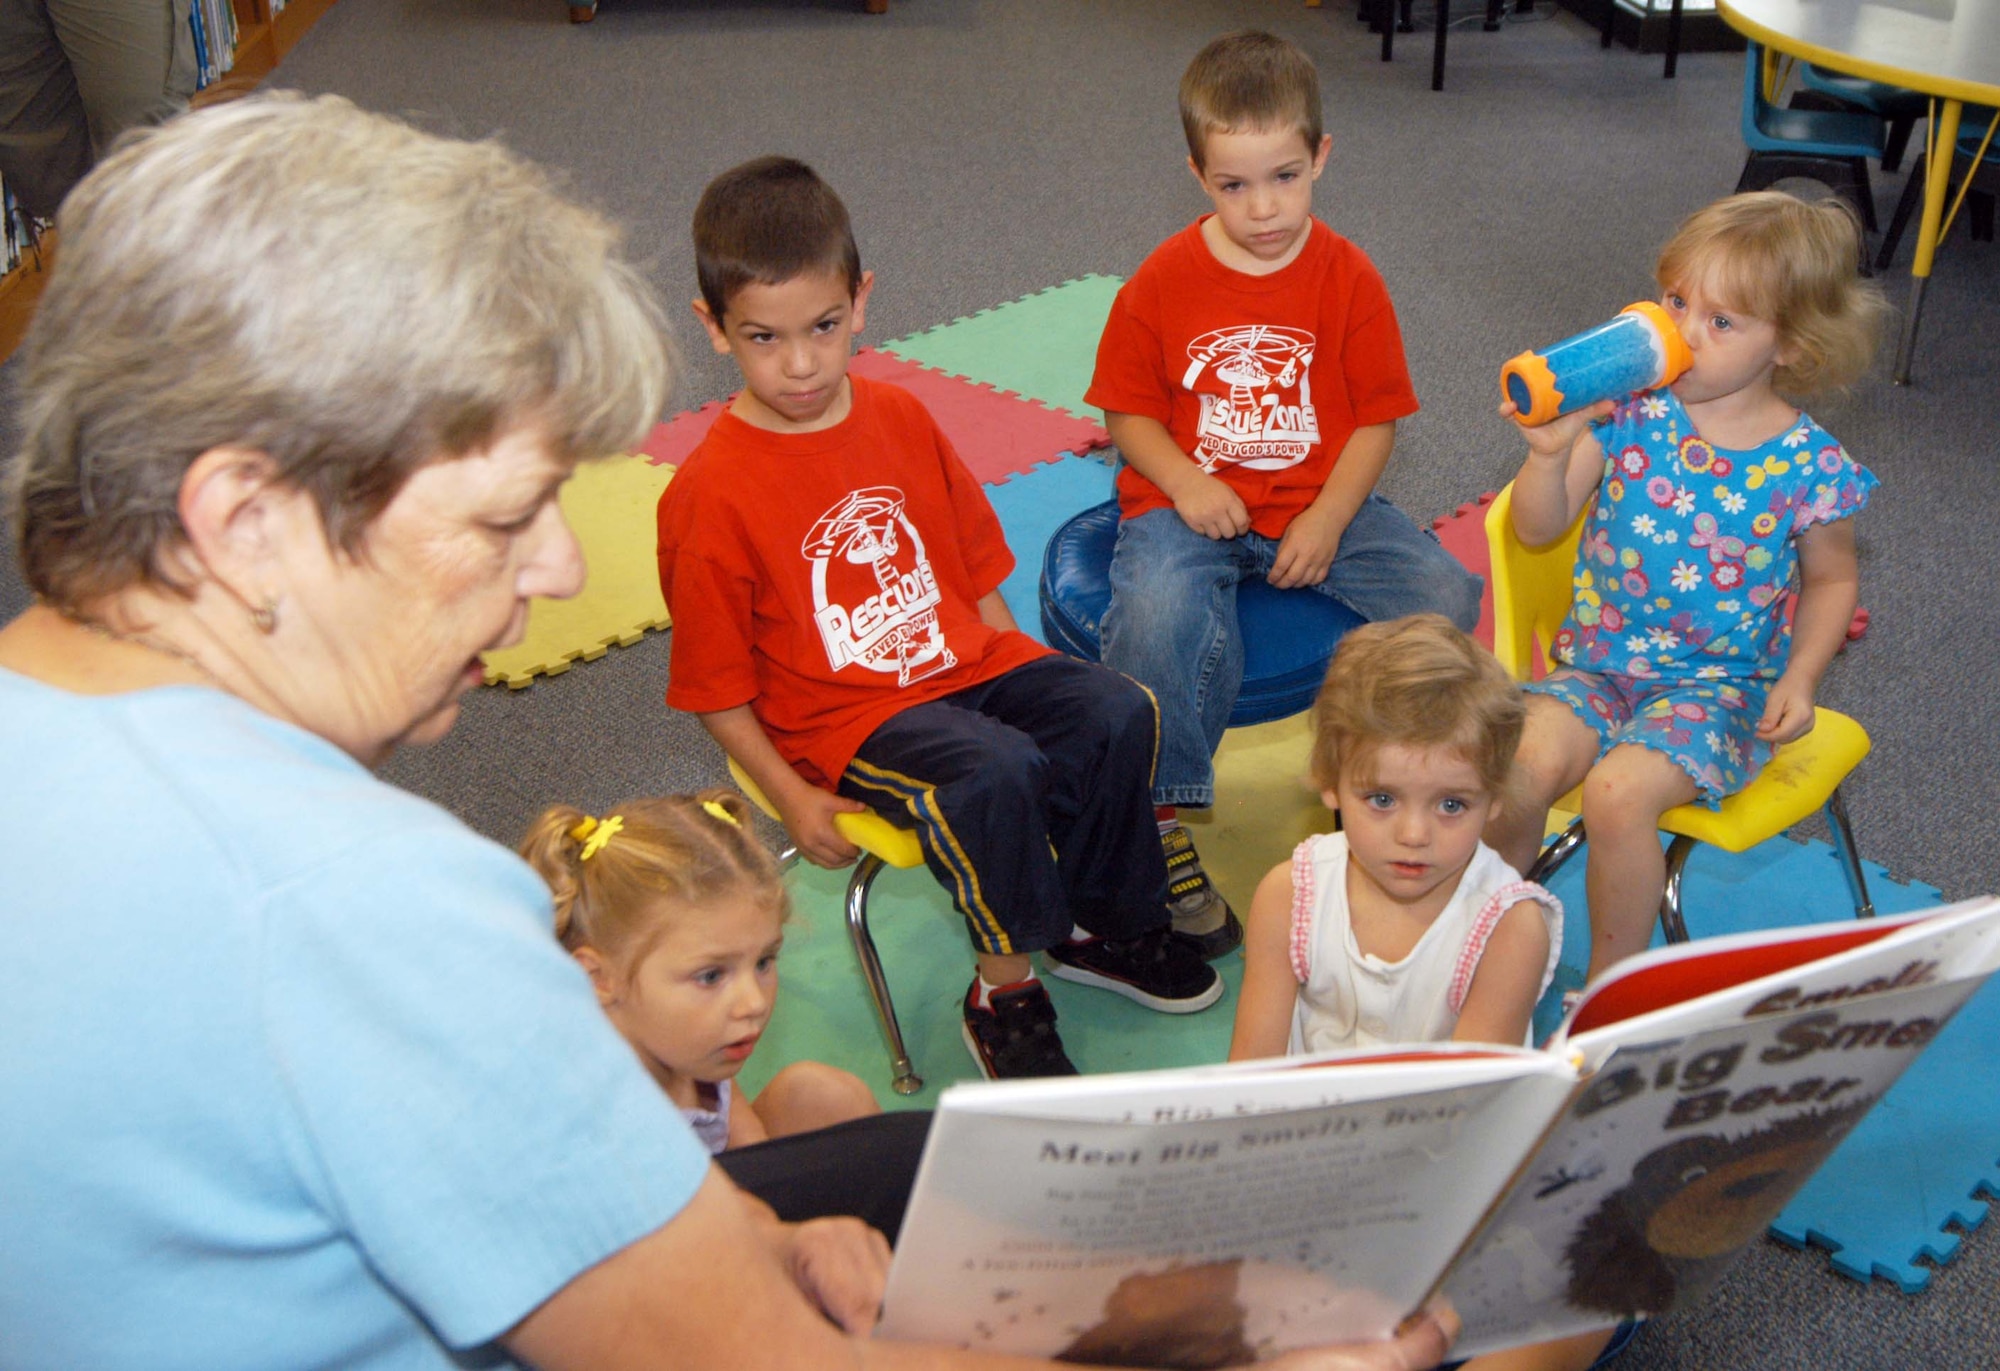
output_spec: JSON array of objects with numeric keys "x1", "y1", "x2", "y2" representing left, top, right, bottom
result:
[{"x1": 1359, "y1": 794, "x2": 1472, "y2": 814}]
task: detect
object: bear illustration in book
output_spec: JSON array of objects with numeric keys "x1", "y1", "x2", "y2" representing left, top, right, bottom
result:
[
  {"x1": 1565, "y1": 1098, "x2": 1874, "y2": 1313},
  {"x1": 1056, "y1": 1258, "x2": 1255, "y2": 1368}
]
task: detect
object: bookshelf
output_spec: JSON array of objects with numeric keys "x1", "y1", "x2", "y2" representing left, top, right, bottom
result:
[{"x1": 0, "y1": 0, "x2": 339, "y2": 364}]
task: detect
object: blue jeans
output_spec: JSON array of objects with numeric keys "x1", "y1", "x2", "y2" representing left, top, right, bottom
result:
[{"x1": 1101, "y1": 497, "x2": 1483, "y2": 807}]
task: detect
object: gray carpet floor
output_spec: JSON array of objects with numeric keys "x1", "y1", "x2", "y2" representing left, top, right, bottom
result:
[{"x1": 3, "y1": 0, "x2": 1997, "y2": 1365}]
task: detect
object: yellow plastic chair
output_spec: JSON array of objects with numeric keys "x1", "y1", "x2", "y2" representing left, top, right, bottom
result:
[
  {"x1": 728, "y1": 758, "x2": 930, "y2": 1094},
  {"x1": 1485, "y1": 483, "x2": 1875, "y2": 943}
]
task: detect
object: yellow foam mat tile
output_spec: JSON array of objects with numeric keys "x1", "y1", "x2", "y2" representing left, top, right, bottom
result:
[{"x1": 480, "y1": 456, "x2": 675, "y2": 689}]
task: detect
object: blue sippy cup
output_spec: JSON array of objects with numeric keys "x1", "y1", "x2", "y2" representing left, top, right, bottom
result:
[{"x1": 1501, "y1": 302, "x2": 1693, "y2": 427}]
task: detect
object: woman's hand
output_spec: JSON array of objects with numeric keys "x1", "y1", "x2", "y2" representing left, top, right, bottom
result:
[
  {"x1": 1266, "y1": 1303, "x2": 1460, "y2": 1370},
  {"x1": 780, "y1": 1216, "x2": 893, "y2": 1336}
]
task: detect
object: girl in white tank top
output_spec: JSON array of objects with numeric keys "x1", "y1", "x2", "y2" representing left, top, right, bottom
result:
[{"x1": 1230, "y1": 616, "x2": 1562, "y2": 1061}]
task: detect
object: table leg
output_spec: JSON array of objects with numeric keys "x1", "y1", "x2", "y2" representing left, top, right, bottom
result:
[
  {"x1": 1894, "y1": 99, "x2": 1963, "y2": 386},
  {"x1": 1664, "y1": 0, "x2": 1683, "y2": 77}
]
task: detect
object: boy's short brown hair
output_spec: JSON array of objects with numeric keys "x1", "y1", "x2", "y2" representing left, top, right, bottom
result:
[
  {"x1": 693, "y1": 155, "x2": 862, "y2": 324},
  {"x1": 1309, "y1": 614, "x2": 1524, "y2": 798},
  {"x1": 1179, "y1": 30, "x2": 1324, "y2": 170}
]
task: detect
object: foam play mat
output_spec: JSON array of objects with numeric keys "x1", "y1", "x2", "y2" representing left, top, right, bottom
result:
[
  {"x1": 635, "y1": 353, "x2": 1109, "y2": 487},
  {"x1": 479, "y1": 455, "x2": 674, "y2": 688},
  {"x1": 882, "y1": 274, "x2": 1123, "y2": 420}
]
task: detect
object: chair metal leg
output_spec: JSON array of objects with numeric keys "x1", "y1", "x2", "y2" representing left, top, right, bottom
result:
[
  {"x1": 1823, "y1": 787, "x2": 1877, "y2": 920},
  {"x1": 1849, "y1": 156, "x2": 1879, "y2": 231},
  {"x1": 1658, "y1": 835, "x2": 1697, "y2": 944},
  {"x1": 1526, "y1": 816, "x2": 1588, "y2": 885},
  {"x1": 1882, "y1": 114, "x2": 1915, "y2": 174},
  {"x1": 1877, "y1": 152, "x2": 1926, "y2": 270},
  {"x1": 845, "y1": 853, "x2": 923, "y2": 1095},
  {"x1": 1432, "y1": 0, "x2": 1449, "y2": 91}
]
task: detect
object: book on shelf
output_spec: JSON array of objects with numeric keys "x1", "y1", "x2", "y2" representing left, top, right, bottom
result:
[
  {"x1": 187, "y1": 0, "x2": 240, "y2": 89},
  {"x1": 877, "y1": 897, "x2": 2000, "y2": 1366},
  {"x1": 3, "y1": 178, "x2": 20, "y2": 275}
]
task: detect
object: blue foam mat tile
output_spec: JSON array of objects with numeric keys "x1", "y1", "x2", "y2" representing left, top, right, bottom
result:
[
  {"x1": 981, "y1": 452, "x2": 1117, "y2": 641},
  {"x1": 1763, "y1": 980, "x2": 2000, "y2": 1292},
  {"x1": 1532, "y1": 835, "x2": 1999, "y2": 1292}
]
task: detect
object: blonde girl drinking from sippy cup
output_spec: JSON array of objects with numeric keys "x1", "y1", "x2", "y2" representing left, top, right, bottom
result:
[{"x1": 1488, "y1": 191, "x2": 1888, "y2": 986}]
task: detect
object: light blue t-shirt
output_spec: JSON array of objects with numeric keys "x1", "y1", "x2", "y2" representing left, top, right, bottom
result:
[{"x1": 0, "y1": 672, "x2": 710, "y2": 1370}]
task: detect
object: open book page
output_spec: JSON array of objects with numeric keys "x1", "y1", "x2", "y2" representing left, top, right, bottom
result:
[
  {"x1": 878, "y1": 1050, "x2": 1578, "y2": 1364},
  {"x1": 1440, "y1": 897, "x2": 2000, "y2": 1358}
]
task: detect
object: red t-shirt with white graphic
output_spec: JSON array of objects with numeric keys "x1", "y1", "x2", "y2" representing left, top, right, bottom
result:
[
  {"x1": 1086, "y1": 216, "x2": 1419, "y2": 538},
  {"x1": 658, "y1": 375, "x2": 1050, "y2": 789}
]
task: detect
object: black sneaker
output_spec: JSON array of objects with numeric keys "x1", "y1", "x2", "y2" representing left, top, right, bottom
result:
[
  {"x1": 1160, "y1": 825, "x2": 1243, "y2": 959},
  {"x1": 962, "y1": 979, "x2": 1080, "y2": 1079},
  {"x1": 1046, "y1": 925, "x2": 1224, "y2": 1013}
]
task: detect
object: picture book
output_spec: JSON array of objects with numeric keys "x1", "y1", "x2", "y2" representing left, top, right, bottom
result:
[{"x1": 877, "y1": 898, "x2": 2000, "y2": 1365}]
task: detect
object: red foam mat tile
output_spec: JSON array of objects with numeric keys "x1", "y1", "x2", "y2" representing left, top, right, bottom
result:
[
  {"x1": 637, "y1": 354, "x2": 1107, "y2": 485},
  {"x1": 638, "y1": 400, "x2": 728, "y2": 468},
  {"x1": 848, "y1": 349, "x2": 1109, "y2": 482}
]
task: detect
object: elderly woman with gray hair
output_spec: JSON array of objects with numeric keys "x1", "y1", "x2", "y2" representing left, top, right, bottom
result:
[{"x1": 0, "y1": 94, "x2": 1455, "y2": 1371}]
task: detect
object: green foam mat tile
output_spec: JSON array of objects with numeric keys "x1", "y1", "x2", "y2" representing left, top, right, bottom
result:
[{"x1": 881, "y1": 274, "x2": 1125, "y2": 421}]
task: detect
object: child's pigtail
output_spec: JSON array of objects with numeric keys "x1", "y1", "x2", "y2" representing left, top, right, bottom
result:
[{"x1": 517, "y1": 804, "x2": 594, "y2": 949}]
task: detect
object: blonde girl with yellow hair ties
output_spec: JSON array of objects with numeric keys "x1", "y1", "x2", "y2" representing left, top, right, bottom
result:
[{"x1": 520, "y1": 789, "x2": 878, "y2": 1153}]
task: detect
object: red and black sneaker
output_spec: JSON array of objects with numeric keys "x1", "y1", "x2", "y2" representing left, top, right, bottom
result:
[
  {"x1": 961, "y1": 979, "x2": 1080, "y2": 1080},
  {"x1": 1046, "y1": 925, "x2": 1223, "y2": 1013}
]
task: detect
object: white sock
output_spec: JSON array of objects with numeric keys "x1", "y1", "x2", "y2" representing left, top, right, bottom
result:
[{"x1": 974, "y1": 968, "x2": 1036, "y2": 1009}]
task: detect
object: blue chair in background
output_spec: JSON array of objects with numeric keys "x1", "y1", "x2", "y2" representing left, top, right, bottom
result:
[
  {"x1": 1039, "y1": 500, "x2": 1363, "y2": 727},
  {"x1": 1798, "y1": 65, "x2": 1928, "y2": 173},
  {"x1": 1736, "y1": 41, "x2": 1887, "y2": 235}
]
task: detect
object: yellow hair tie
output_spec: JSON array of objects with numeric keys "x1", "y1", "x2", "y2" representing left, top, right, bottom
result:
[
  {"x1": 701, "y1": 799, "x2": 740, "y2": 828},
  {"x1": 572, "y1": 814, "x2": 623, "y2": 861}
]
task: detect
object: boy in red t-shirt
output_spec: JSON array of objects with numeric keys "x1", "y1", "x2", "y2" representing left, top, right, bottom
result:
[
  {"x1": 1087, "y1": 31, "x2": 1483, "y2": 951},
  {"x1": 657, "y1": 158, "x2": 1222, "y2": 1081}
]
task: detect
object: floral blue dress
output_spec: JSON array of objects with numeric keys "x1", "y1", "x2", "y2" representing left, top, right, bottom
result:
[{"x1": 1525, "y1": 391, "x2": 1876, "y2": 804}]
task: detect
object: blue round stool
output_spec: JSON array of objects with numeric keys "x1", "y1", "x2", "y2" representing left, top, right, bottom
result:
[{"x1": 1037, "y1": 500, "x2": 1365, "y2": 726}]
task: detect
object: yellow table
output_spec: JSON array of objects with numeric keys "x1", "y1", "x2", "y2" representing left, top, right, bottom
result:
[{"x1": 1716, "y1": 0, "x2": 2000, "y2": 383}]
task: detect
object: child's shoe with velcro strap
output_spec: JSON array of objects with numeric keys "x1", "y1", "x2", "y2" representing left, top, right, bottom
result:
[
  {"x1": 962, "y1": 979, "x2": 1080, "y2": 1079},
  {"x1": 1160, "y1": 824, "x2": 1243, "y2": 959},
  {"x1": 1046, "y1": 925, "x2": 1223, "y2": 1013}
]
